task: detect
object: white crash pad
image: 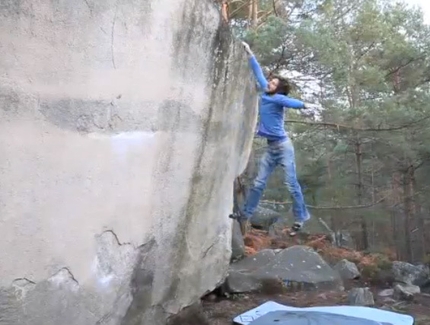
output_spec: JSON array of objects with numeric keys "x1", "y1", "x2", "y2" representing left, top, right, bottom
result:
[{"x1": 233, "y1": 301, "x2": 414, "y2": 325}]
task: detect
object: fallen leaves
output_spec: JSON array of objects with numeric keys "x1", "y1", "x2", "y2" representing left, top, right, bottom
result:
[{"x1": 243, "y1": 227, "x2": 391, "y2": 270}]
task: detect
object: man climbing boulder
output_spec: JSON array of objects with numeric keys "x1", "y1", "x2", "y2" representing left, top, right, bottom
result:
[{"x1": 231, "y1": 42, "x2": 316, "y2": 237}]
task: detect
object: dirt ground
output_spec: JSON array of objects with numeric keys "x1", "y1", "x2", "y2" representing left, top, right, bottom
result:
[
  {"x1": 202, "y1": 288, "x2": 430, "y2": 324},
  {"x1": 199, "y1": 228, "x2": 430, "y2": 325}
]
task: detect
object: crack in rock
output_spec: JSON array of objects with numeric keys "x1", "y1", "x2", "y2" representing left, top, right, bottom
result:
[
  {"x1": 11, "y1": 278, "x2": 36, "y2": 299},
  {"x1": 48, "y1": 268, "x2": 80, "y2": 292}
]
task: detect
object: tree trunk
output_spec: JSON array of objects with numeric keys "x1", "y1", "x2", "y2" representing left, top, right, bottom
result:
[
  {"x1": 403, "y1": 166, "x2": 413, "y2": 262},
  {"x1": 273, "y1": 0, "x2": 289, "y2": 19},
  {"x1": 391, "y1": 171, "x2": 404, "y2": 260},
  {"x1": 251, "y1": 0, "x2": 258, "y2": 27},
  {"x1": 355, "y1": 141, "x2": 368, "y2": 250},
  {"x1": 248, "y1": 0, "x2": 253, "y2": 24},
  {"x1": 370, "y1": 160, "x2": 375, "y2": 247},
  {"x1": 403, "y1": 165, "x2": 425, "y2": 263}
]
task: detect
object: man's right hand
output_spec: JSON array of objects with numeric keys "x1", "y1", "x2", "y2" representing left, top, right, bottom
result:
[{"x1": 303, "y1": 103, "x2": 320, "y2": 110}]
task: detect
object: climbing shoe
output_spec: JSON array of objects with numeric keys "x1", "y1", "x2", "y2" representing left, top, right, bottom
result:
[
  {"x1": 229, "y1": 211, "x2": 242, "y2": 220},
  {"x1": 289, "y1": 221, "x2": 304, "y2": 237}
]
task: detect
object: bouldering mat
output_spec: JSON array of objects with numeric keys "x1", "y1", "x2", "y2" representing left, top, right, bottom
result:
[
  {"x1": 249, "y1": 310, "x2": 389, "y2": 325},
  {"x1": 232, "y1": 301, "x2": 414, "y2": 325}
]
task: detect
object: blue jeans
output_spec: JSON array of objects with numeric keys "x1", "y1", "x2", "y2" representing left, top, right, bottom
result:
[{"x1": 242, "y1": 138, "x2": 310, "y2": 222}]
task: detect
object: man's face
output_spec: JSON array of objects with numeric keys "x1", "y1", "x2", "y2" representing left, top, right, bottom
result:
[{"x1": 267, "y1": 77, "x2": 279, "y2": 93}]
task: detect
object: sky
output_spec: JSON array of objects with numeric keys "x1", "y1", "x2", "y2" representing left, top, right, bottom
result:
[{"x1": 405, "y1": 0, "x2": 430, "y2": 23}]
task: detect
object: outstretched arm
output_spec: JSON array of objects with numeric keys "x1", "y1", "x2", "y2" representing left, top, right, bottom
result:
[
  {"x1": 272, "y1": 95, "x2": 305, "y2": 109},
  {"x1": 249, "y1": 56, "x2": 269, "y2": 91},
  {"x1": 242, "y1": 42, "x2": 268, "y2": 91}
]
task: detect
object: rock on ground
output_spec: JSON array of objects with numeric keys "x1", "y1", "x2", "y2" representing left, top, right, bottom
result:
[
  {"x1": 224, "y1": 250, "x2": 276, "y2": 293},
  {"x1": 334, "y1": 259, "x2": 361, "y2": 280},
  {"x1": 394, "y1": 283, "x2": 421, "y2": 301},
  {"x1": 347, "y1": 288, "x2": 375, "y2": 306},
  {"x1": 250, "y1": 206, "x2": 281, "y2": 229},
  {"x1": 225, "y1": 246, "x2": 343, "y2": 293},
  {"x1": 392, "y1": 261, "x2": 430, "y2": 287},
  {"x1": 231, "y1": 221, "x2": 245, "y2": 262},
  {"x1": 378, "y1": 288, "x2": 394, "y2": 297},
  {"x1": 166, "y1": 303, "x2": 210, "y2": 325},
  {"x1": 0, "y1": 1, "x2": 258, "y2": 324}
]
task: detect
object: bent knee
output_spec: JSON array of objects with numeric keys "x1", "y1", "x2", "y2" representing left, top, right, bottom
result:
[
  {"x1": 254, "y1": 178, "x2": 267, "y2": 190},
  {"x1": 285, "y1": 177, "x2": 301, "y2": 191}
]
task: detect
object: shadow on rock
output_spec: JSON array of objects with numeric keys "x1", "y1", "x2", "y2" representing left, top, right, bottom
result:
[{"x1": 166, "y1": 303, "x2": 210, "y2": 325}]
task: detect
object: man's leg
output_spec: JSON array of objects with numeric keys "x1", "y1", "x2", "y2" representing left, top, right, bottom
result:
[
  {"x1": 242, "y1": 148, "x2": 276, "y2": 223},
  {"x1": 278, "y1": 138, "x2": 310, "y2": 235}
]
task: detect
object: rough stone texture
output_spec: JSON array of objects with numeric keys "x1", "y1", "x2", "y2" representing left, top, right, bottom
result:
[
  {"x1": 225, "y1": 249, "x2": 276, "y2": 293},
  {"x1": 225, "y1": 246, "x2": 342, "y2": 293},
  {"x1": 233, "y1": 249, "x2": 277, "y2": 271},
  {"x1": 250, "y1": 206, "x2": 281, "y2": 229},
  {"x1": 347, "y1": 288, "x2": 375, "y2": 306},
  {"x1": 166, "y1": 303, "x2": 210, "y2": 325},
  {"x1": 0, "y1": 1, "x2": 257, "y2": 324},
  {"x1": 393, "y1": 283, "x2": 421, "y2": 301},
  {"x1": 224, "y1": 270, "x2": 262, "y2": 293},
  {"x1": 378, "y1": 288, "x2": 394, "y2": 297},
  {"x1": 254, "y1": 246, "x2": 343, "y2": 290},
  {"x1": 334, "y1": 259, "x2": 361, "y2": 280},
  {"x1": 392, "y1": 261, "x2": 430, "y2": 287},
  {"x1": 231, "y1": 220, "x2": 245, "y2": 262}
]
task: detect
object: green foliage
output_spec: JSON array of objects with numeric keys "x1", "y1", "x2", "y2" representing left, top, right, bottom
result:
[
  {"x1": 238, "y1": 0, "x2": 430, "y2": 259},
  {"x1": 242, "y1": 16, "x2": 290, "y2": 67}
]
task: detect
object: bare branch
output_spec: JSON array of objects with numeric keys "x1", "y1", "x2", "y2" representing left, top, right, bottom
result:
[
  {"x1": 385, "y1": 55, "x2": 427, "y2": 79},
  {"x1": 260, "y1": 195, "x2": 388, "y2": 210},
  {"x1": 286, "y1": 115, "x2": 430, "y2": 132}
]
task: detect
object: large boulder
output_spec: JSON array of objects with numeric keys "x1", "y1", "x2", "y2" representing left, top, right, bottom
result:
[
  {"x1": 0, "y1": 1, "x2": 257, "y2": 324},
  {"x1": 393, "y1": 283, "x2": 421, "y2": 301},
  {"x1": 392, "y1": 261, "x2": 430, "y2": 287},
  {"x1": 225, "y1": 249, "x2": 276, "y2": 293},
  {"x1": 250, "y1": 206, "x2": 281, "y2": 229},
  {"x1": 225, "y1": 246, "x2": 342, "y2": 293}
]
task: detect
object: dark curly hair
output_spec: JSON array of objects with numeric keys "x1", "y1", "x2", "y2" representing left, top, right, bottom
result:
[{"x1": 268, "y1": 75, "x2": 291, "y2": 95}]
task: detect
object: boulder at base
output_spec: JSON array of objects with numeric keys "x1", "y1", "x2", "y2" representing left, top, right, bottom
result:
[{"x1": 225, "y1": 246, "x2": 342, "y2": 293}]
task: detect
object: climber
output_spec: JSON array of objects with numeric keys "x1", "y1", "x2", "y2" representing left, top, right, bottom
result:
[{"x1": 234, "y1": 41, "x2": 314, "y2": 237}]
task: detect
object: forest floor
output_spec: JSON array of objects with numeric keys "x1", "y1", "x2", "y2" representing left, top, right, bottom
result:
[
  {"x1": 201, "y1": 228, "x2": 430, "y2": 325},
  {"x1": 202, "y1": 287, "x2": 430, "y2": 324}
]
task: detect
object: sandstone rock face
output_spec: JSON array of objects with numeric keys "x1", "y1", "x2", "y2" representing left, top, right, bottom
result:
[{"x1": 0, "y1": 1, "x2": 257, "y2": 324}]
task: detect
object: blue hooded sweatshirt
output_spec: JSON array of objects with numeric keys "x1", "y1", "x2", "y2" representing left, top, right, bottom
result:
[{"x1": 249, "y1": 55, "x2": 305, "y2": 142}]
